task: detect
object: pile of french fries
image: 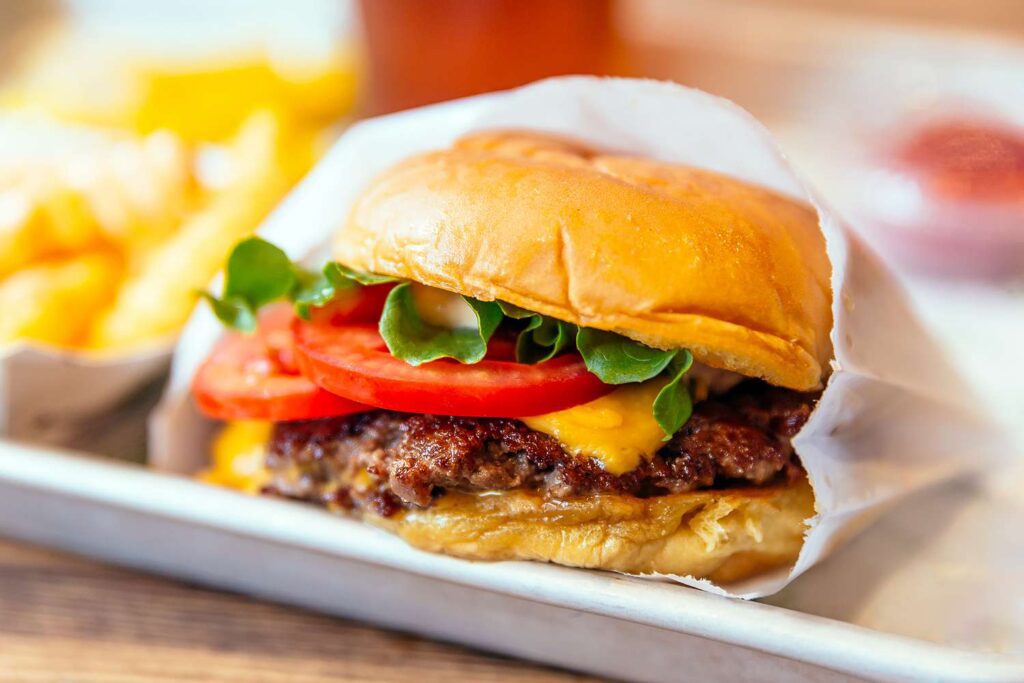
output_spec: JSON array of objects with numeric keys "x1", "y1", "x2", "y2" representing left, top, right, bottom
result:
[{"x1": 0, "y1": 36, "x2": 358, "y2": 352}]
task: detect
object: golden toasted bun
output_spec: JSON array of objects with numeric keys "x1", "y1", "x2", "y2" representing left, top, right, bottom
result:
[
  {"x1": 334, "y1": 132, "x2": 832, "y2": 391},
  {"x1": 366, "y1": 476, "x2": 813, "y2": 582}
]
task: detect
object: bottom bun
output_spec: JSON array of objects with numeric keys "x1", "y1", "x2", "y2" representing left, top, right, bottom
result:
[{"x1": 367, "y1": 476, "x2": 815, "y2": 582}]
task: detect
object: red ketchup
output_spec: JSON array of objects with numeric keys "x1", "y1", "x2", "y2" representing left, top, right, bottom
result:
[
  {"x1": 897, "y1": 121, "x2": 1024, "y2": 203},
  {"x1": 865, "y1": 119, "x2": 1024, "y2": 278}
]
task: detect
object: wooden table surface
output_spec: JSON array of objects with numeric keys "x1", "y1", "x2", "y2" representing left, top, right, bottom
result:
[{"x1": 0, "y1": 537, "x2": 602, "y2": 682}]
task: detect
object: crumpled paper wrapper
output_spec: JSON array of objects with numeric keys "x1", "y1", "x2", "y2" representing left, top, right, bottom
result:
[{"x1": 150, "y1": 77, "x2": 1013, "y2": 598}]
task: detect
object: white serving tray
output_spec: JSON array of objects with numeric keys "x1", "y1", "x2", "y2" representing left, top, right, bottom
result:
[{"x1": 0, "y1": 440, "x2": 1021, "y2": 683}]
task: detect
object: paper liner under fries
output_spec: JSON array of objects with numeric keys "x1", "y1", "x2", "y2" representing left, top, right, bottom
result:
[{"x1": 150, "y1": 77, "x2": 1013, "y2": 597}]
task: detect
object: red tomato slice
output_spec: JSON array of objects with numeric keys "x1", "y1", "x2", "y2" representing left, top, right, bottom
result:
[
  {"x1": 311, "y1": 283, "x2": 395, "y2": 326},
  {"x1": 193, "y1": 304, "x2": 371, "y2": 422},
  {"x1": 292, "y1": 320, "x2": 613, "y2": 417}
]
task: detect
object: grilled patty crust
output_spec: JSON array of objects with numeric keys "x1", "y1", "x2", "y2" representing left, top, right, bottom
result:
[{"x1": 264, "y1": 381, "x2": 818, "y2": 517}]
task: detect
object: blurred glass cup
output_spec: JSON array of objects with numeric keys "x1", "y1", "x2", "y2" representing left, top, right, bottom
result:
[{"x1": 358, "y1": 0, "x2": 613, "y2": 114}]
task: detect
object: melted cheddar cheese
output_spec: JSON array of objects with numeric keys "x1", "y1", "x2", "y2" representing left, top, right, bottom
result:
[
  {"x1": 200, "y1": 420, "x2": 271, "y2": 493},
  {"x1": 523, "y1": 380, "x2": 667, "y2": 475}
]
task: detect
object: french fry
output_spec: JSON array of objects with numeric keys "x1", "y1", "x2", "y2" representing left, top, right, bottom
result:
[
  {"x1": 88, "y1": 111, "x2": 317, "y2": 349},
  {"x1": 0, "y1": 250, "x2": 122, "y2": 348},
  {"x1": 0, "y1": 178, "x2": 104, "y2": 279},
  {"x1": 2, "y1": 80, "x2": 330, "y2": 351},
  {"x1": 65, "y1": 129, "x2": 195, "y2": 250},
  {"x1": 0, "y1": 116, "x2": 195, "y2": 279}
]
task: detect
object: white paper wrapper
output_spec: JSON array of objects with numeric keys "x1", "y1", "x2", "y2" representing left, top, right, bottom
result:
[{"x1": 151, "y1": 77, "x2": 1013, "y2": 598}]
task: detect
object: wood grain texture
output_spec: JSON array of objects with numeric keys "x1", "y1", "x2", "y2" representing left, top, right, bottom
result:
[{"x1": 0, "y1": 538, "x2": 603, "y2": 682}]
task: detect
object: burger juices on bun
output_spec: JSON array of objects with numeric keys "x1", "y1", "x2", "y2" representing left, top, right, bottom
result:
[{"x1": 193, "y1": 132, "x2": 830, "y2": 582}]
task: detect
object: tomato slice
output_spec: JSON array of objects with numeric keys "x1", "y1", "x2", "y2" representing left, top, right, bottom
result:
[
  {"x1": 193, "y1": 304, "x2": 371, "y2": 422},
  {"x1": 311, "y1": 283, "x2": 395, "y2": 326},
  {"x1": 293, "y1": 320, "x2": 613, "y2": 417}
]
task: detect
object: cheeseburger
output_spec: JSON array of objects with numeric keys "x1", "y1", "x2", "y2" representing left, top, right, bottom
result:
[{"x1": 193, "y1": 131, "x2": 830, "y2": 582}]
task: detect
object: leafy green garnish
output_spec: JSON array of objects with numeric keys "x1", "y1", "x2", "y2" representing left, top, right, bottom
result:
[
  {"x1": 575, "y1": 328, "x2": 677, "y2": 384},
  {"x1": 204, "y1": 237, "x2": 297, "y2": 330},
  {"x1": 201, "y1": 237, "x2": 397, "y2": 328},
  {"x1": 201, "y1": 238, "x2": 698, "y2": 437},
  {"x1": 292, "y1": 266, "x2": 338, "y2": 319},
  {"x1": 496, "y1": 302, "x2": 576, "y2": 364},
  {"x1": 224, "y1": 237, "x2": 297, "y2": 307},
  {"x1": 494, "y1": 302, "x2": 533, "y2": 319},
  {"x1": 522, "y1": 317, "x2": 576, "y2": 364},
  {"x1": 327, "y1": 262, "x2": 400, "y2": 286},
  {"x1": 652, "y1": 350, "x2": 694, "y2": 439},
  {"x1": 379, "y1": 283, "x2": 503, "y2": 365},
  {"x1": 576, "y1": 329, "x2": 694, "y2": 437},
  {"x1": 198, "y1": 292, "x2": 257, "y2": 332},
  {"x1": 292, "y1": 263, "x2": 400, "y2": 320}
]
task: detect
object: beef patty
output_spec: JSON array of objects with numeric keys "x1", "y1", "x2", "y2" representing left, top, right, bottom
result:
[{"x1": 263, "y1": 381, "x2": 818, "y2": 517}]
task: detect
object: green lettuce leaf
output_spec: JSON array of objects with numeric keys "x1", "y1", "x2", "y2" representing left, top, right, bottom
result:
[
  {"x1": 327, "y1": 262, "x2": 400, "y2": 286},
  {"x1": 575, "y1": 328, "x2": 677, "y2": 384},
  {"x1": 496, "y1": 302, "x2": 575, "y2": 364},
  {"x1": 522, "y1": 317, "x2": 575, "y2": 364},
  {"x1": 292, "y1": 262, "x2": 399, "y2": 319},
  {"x1": 198, "y1": 292, "x2": 257, "y2": 332},
  {"x1": 201, "y1": 237, "x2": 400, "y2": 326},
  {"x1": 494, "y1": 302, "x2": 534, "y2": 319},
  {"x1": 200, "y1": 237, "x2": 297, "y2": 330},
  {"x1": 575, "y1": 328, "x2": 695, "y2": 437},
  {"x1": 652, "y1": 350, "x2": 694, "y2": 439},
  {"x1": 379, "y1": 283, "x2": 503, "y2": 365},
  {"x1": 291, "y1": 266, "x2": 336, "y2": 319},
  {"x1": 223, "y1": 237, "x2": 297, "y2": 308}
]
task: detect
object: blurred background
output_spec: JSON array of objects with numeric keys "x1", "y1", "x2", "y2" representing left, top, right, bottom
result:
[
  {"x1": 0, "y1": 0, "x2": 1021, "y2": 445},
  {"x1": 0, "y1": 2, "x2": 1022, "y2": 679}
]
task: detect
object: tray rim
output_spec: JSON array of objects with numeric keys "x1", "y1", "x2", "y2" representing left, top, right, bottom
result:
[{"x1": 0, "y1": 440, "x2": 1021, "y2": 682}]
